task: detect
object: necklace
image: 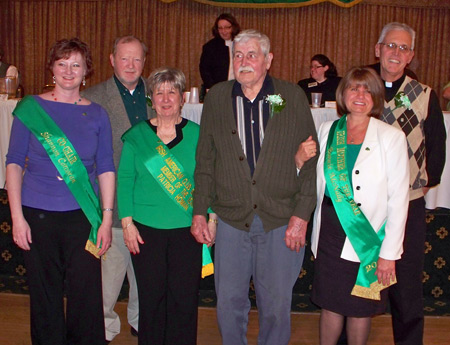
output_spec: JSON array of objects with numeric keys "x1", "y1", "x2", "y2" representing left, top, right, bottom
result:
[
  {"x1": 348, "y1": 132, "x2": 356, "y2": 144},
  {"x1": 347, "y1": 126, "x2": 368, "y2": 144},
  {"x1": 52, "y1": 93, "x2": 82, "y2": 104}
]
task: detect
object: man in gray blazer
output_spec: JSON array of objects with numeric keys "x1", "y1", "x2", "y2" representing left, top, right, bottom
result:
[{"x1": 83, "y1": 35, "x2": 152, "y2": 343}]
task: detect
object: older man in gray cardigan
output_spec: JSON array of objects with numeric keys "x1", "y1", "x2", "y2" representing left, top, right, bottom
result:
[{"x1": 191, "y1": 29, "x2": 318, "y2": 345}]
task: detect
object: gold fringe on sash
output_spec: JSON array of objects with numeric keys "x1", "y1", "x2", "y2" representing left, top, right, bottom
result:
[
  {"x1": 202, "y1": 263, "x2": 214, "y2": 279},
  {"x1": 85, "y1": 240, "x2": 101, "y2": 259},
  {"x1": 351, "y1": 277, "x2": 397, "y2": 301}
]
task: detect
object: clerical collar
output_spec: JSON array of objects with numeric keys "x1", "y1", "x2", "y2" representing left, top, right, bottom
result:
[{"x1": 383, "y1": 74, "x2": 407, "y2": 102}]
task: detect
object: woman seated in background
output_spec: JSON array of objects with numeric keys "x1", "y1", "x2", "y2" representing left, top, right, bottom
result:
[
  {"x1": 199, "y1": 13, "x2": 240, "y2": 99},
  {"x1": 118, "y1": 67, "x2": 216, "y2": 345},
  {"x1": 296, "y1": 67, "x2": 410, "y2": 345},
  {"x1": 6, "y1": 38, "x2": 115, "y2": 345},
  {"x1": 298, "y1": 54, "x2": 341, "y2": 105}
]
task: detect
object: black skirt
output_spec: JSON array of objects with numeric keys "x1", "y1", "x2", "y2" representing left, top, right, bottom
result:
[{"x1": 311, "y1": 196, "x2": 388, "y2": 317}]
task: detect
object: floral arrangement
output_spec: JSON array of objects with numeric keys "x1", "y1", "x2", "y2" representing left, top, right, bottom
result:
[
  {"x1": 393, "y1": 91, "x2": 412, "y2": 111},
  {"x1": 145, "y1": 94, "x2": 152, "y2": 107},
  {"x1": 265, "y1": 94, "x2": 286, "y2": 118}
]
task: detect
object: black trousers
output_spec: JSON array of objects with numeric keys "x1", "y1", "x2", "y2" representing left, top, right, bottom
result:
[
  {"x1": 22, "y1": 207, "x2": 105, "y2": 345},
  {"x1": 388, "y1": 197, "x2": 426, "y2": 345},
  {"x1": 131, "y1": 222, "x2": 202, "y2": 345}
]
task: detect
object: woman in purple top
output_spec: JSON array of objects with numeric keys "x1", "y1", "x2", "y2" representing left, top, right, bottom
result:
[{"x1": 6, "y1": 38, "x2": 115, "y2": 345}]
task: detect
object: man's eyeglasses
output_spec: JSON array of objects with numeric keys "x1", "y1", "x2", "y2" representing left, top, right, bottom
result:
[
  {"x1": 380, "y1": 42, "x2": 412, "y2": 53},
  {"x1": 218, "y1": 25, "x2": 232, "y2": 31},
  {"x1": 310, "y1": 65, "x2": 324, "y2": 70}
]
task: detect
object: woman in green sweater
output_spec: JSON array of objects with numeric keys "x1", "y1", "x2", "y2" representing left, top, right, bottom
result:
[{"x1": 117, "y1": 67, "x2": 216, "y2": 345}]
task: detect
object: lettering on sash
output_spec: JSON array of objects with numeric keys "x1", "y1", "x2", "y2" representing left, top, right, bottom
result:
[
  {"x1": 57, "y1": 158, "x2": 76, "y2": 183},
  {"x1": 41, "y1": 132, "x2": 60, "y2": 158},
  {"x1": 336, "y1": 147, "x2": 345, "y2": 171},
  {"x1": 153, "y1": 144, "x2": 194, "y2": 211},
  {"x1": 336, "y1": 130, "x2": 345, "y2": 146},
  {"x1": 365, "y1": 261, "x2": 377, "y2": 273},
  {"x1": 57, "y1": 137, "x2": 78, "y2": 164},
  {"x1": 40, "y1": 132, "x2": 76, "y2": 183},
  {"x1": 157, "y1": 173, "x2": 176, "y2": 195},
  {"x1": 156, "y1": 145, "x2": 168, "y2": 157}
]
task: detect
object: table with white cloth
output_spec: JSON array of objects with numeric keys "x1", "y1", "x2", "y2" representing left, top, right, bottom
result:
[
  {"x1": 424, "y1": 111, "x2": 450, "y2": 210},
  {"x1": 182, "y1": 103, "x2": 203, "y2": 124},
  {"x1": 182, "y1": 103, "x2": 339, "y2": 131},
  {"x1": 0, "y1": 99, "x2": 18, "y2": 188}
]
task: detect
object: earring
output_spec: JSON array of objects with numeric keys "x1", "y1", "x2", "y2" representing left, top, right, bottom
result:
[
  {"x1": 82, "y1": 77, "x2": 86, "y2": 86},
  {"x1": 52, "y1": 76, "x2": 56, "y2": 84}
]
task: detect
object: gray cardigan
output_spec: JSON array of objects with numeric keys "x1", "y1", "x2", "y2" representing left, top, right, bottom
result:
[
  {"x1": 193, "y1": 77, "x2": 318, "y2": 232},
  {"x1": 82, "y1": 76, "x2": 152, "y2": 227}
]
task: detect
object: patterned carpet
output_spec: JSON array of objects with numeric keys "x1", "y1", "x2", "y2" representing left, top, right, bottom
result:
[{"x1": 1, "y1": 189, "x2": 449, "y2": 315}]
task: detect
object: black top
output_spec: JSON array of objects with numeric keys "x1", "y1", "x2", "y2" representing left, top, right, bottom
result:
[
  {"x1": 199, "y1": 37, "x2": 230, "y2": 90},
  {"x1": 297, "y1": 76, "x2": 341, "y2": 106},
  {"x1": 0, "y1": 62, "x2": 11, "y2": 78}
]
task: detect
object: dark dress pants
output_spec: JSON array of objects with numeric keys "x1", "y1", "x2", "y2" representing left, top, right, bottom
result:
[
  {"x1": 388, "y1": 197, "x2": 426, "y2": 345},
  {"x1": 131, "y1": 223, "x2": 202, "y2": 345},
  {"x1": 23, "y1": 207, "x2": 105, "y2": 345}
]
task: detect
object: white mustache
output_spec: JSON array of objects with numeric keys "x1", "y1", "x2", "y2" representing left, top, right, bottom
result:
[{"x1": 238, "y1": 66, "x2": 254, "y2": 73}]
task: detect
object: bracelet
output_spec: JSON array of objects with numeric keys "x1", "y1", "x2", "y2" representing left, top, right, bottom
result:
[
  {"x1": 102, "y1": 208, "x2": 113, "y2": 212},
  {"x1": 208, "y1": 218, "x2": 218, "y2": 224},
  {"x1": 123, "y1": 222, "x2": 134, "y2": 229}
]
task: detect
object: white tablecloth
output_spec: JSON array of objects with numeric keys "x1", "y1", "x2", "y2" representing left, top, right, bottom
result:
[
  {"x1": 181, "y1": 103, "x2": 203, "y2": 124},
  {"x1": 0, "y1": 99, "x2": 18, "y2": 188},
  {"x1": 182, "y1": 103, "x2": 339, "y2": 131},
  {"x1": 310, "y1": 107, "x2": 339, "y2": 131},
  {"x1": 424, "y1": 111, "x2": 450, "y2": 209}
]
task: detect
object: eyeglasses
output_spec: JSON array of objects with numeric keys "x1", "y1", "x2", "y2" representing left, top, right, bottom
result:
[
  {"x1": 310, "y1": 65, "x2": 324, "y2": 70},
  {"x1": 380, "y1": 42, "x2": 412, "y2": 53},
  {"x1": 218, "y1": 25, "x2": 232, "y2": 31}
]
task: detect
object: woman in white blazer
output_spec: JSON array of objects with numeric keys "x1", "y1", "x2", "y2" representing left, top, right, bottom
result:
[{"x1": 299, "y1": 67, "x2": 410, "y2": 345}]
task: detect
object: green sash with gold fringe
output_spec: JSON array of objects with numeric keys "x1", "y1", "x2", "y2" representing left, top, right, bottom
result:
[
  {"x1": 324, "y1": 115, "x2": 395, "y2": 300},
  {"x1": 13, "y1": 96, "x2": 103, "y2": 258}
]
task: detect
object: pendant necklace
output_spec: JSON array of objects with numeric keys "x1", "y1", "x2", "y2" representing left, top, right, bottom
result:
[{"x1": 52, "y1": 93, "x2": 82, "y2": 104}]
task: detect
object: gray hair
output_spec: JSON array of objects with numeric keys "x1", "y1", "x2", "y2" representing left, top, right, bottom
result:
[
  {"x1": 377, "y1": 22, "x2": 416, "y2": 50},
  {"x1": 112, "y1": 35, "x2": 148, "y2": 56},
  {"x1": 232, "y1": 29, "x2": 271, "y2": 57},
  {"x1": 147, "y1": 67, "x2": 186, "y2": 98}
]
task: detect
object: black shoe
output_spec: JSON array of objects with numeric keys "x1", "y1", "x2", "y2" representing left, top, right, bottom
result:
[{"x1": 130, "y1": 326, "x2": 138, "y2": 337}]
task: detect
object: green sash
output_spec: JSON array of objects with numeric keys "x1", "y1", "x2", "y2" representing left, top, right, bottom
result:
[
  {"x1": 121, "y1": 122, "x2": 214, "y2": 278},
  {"x1": 13, "y1": 96, "x2": 103, "y2": 258},
  {"x1": 324, "y1": 115, "x2": 395, "y2": 300}
]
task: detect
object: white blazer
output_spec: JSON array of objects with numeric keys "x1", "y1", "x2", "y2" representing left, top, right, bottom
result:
[{"x1": 311, "y1": 117, "x2": 410, "y2": 262}]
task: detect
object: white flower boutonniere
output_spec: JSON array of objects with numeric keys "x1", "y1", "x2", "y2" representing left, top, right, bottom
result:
[
  {"x1": 145, "y1": 94, "x2": 152, "y2": 107},
  {"x1": 393, "y1": 91, "x2": 412, "y2": 111},
  {"x1": 265, "y1": 94, "x2": 286, "y2": 118}
]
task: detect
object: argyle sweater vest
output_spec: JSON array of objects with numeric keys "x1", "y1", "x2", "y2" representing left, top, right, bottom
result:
[{"x1": 381, "y1": 76, "x2": 431, "y2": 201}]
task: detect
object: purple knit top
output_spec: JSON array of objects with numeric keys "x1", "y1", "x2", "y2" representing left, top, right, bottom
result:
[{"x1": 6, "y1": 96, "x2": 115, "y2": 211}]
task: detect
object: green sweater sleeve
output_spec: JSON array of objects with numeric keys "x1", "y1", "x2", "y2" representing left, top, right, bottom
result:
[{"x1": 117, "y1": 141, "x2": 136, "y2": 220}]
